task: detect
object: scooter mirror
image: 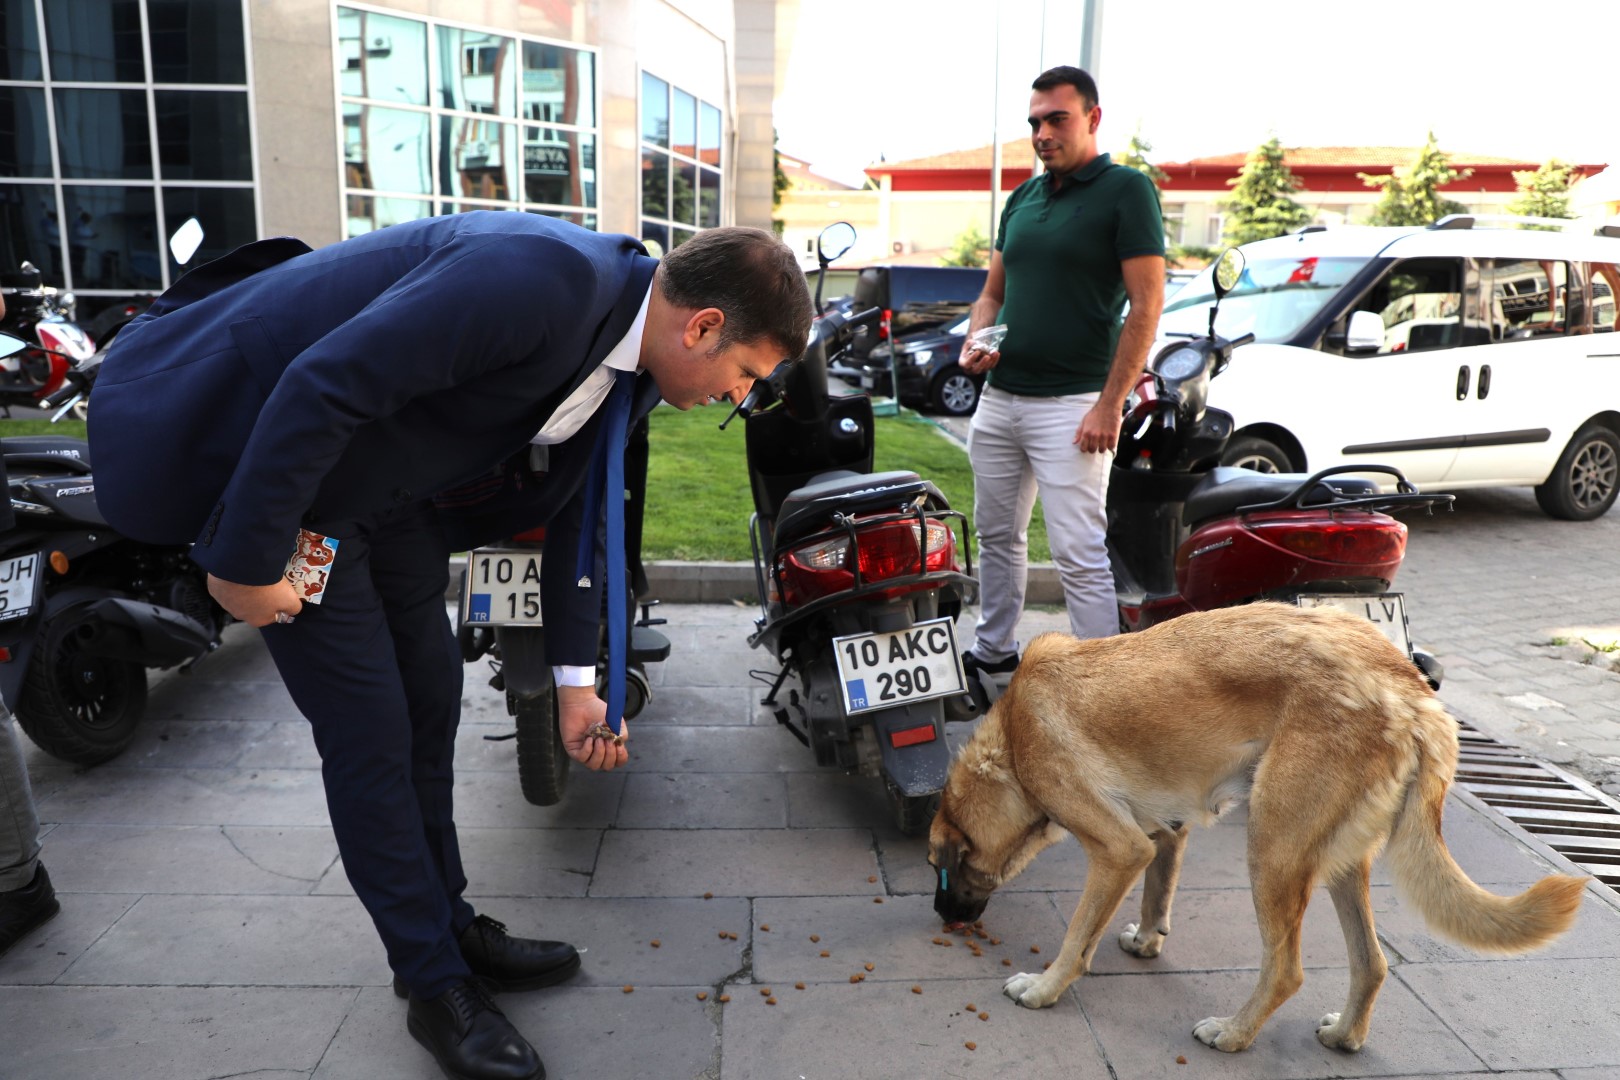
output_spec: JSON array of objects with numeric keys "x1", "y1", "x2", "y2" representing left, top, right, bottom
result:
[
  {"x1": 817, "y1": 221, "x2": 856, "y2": 264},
  {"x1": 1212, "y1": 248, "x2": 1245, "y2": 299},
  {"x1": 169, "y1": 217, "x2": 205, "y2": 266},
  {"x1": 0, "y1": 333, "x2": 29, "y2": 359}
]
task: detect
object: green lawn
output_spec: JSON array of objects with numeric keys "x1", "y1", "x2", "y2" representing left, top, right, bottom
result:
[
  {"x1": 643, "y1": 405, "x2": 1051, "y2": 562},
  {"x1": 0, "y1": 417, "x2": 85, "y2": 438}
]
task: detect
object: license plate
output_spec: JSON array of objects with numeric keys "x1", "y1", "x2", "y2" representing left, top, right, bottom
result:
[
  {"x1": 461, "y1": 549, "x2": 543, "y2": 627},
  {"x1": 833, "y1": 617, "x2": 965, "y2": 716},
  {"x1": 1295, "y1": 593, "x2": 1411, "y2": 657},
  {"x1": 0, "y1": 553, "x2": 41, "y2": 623}
]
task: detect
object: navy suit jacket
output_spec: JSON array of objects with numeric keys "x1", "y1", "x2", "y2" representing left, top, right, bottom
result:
[{"x1": 88, "y1": 212, "x2": 662, "y2": 665}]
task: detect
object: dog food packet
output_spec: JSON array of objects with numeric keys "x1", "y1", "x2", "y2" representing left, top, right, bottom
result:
[{"x1": 284, "y1": 529, "x2": 339, "y2": 604}]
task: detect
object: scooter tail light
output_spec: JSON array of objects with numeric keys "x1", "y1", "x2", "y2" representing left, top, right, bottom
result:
[
  {"x1": 777, "y1": 518, "x2": 955, "y2": 605},
  {"x1": 509, "y1": 526, "x2": 547, "y2": 542},
  {"x1": 1249, "y1": 518, "x2": 1407, "y2": 565}
]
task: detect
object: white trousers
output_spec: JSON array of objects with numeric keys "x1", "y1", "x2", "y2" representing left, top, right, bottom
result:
[{"x1": 966, "y1": 385, "x2": 1117, "y2": 656}]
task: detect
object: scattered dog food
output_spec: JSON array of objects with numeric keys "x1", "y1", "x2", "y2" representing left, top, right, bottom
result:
[
  {"x1": 696, "y1": 991, "x2": 708, "y2": 1001},
  {"x1": 989, "y1": 938, "x2": 1001, "y2": 946},
  {"x1": 1001, "y1": 959, "x2": 1012, "y2": 967},
  {"x1": 703, "y1": 892, "x2": 713, "y2": 899},
  {"x1": 965, "y1": 1002, "x2": 977, "y2": 1011},
  {"x1": 650, "y1": 940, "x2": 661, "y2": 948},
  {"x1": 1176, "y1": 1055, "x2": 1188, "y2": 1065},
  {"x1": 978, "y1": 1012, "x2": 989, "y2": 1021},
  {"x1": 766, "y1": 997, "x2": 777, "y2": 1006},
  {"x1": 760, "y1": 924, "x2": 770, "y2": 932},
  {"x1": 820, "y1": 950, "x2": 830, "y2": 957},
  {"x1": 809, "y1": 934, "x2": 820, "y2": 943},
  {"x1": 1030, "y1": 945, "x2": 1040, "y2": 954},
  {"x1": 1042, "y1": 961, "x2": 1052, "y2": 970},
  {"x1": 931, "y1": 937, "x2": 944, "y2": 946},
  {"x1": 622, "y1": 985, "x2": 634, "y2": 994},
  {"x1": 760, "y1": 987, "x2": 772, "y2": 996},
  {"x1": 873, "y1": 897, "x2": 884, "y2": 904},
  {"x1": 964, "y1": 1042, "x2": 977, "y2": 1052},
  {"x1": 795, "y1": 982, "x2": 805, "y2": 990},
  {"x1": 718, "y1": 994, "x2": 731, "y2": 1003},
  {"x1": 863, "y1": 963, "x2": 874, "y2": 972},
  {"x1": 911, "y1": 986, "x2": 923, "y2": 994},
  {"x1": 848, "y1": 974, "x2": 861, "y2": 984},
  {"x1": 718, "y1": 931, "x2": 728, "y2": 939},
  {"x1": 868, "y1": 875, "x2": 878, "y2": 883}
]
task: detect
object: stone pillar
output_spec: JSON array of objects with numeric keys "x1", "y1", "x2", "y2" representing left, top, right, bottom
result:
[{"x1": 731, "y1": 0, "x2": 777, "y2": 231}]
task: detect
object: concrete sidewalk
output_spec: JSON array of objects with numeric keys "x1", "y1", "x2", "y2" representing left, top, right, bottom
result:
[{"x1": 5, "y1": 600, "x2": 1620, "y2": 1079}]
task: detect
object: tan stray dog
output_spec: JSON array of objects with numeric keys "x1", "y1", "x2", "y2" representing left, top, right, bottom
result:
[{"x1": 928, "y1": 603, "x2": 1586, "y2": 1053}]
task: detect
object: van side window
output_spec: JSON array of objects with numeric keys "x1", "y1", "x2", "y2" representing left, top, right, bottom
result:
[
  {"x1": 1587, "y1": 262, "x2": 1619, "y2": 333},
  {"x1": 1487, "y1": 258, "x2": 1569, "y2": 340},
  {"x1": 1369, "y1": 259, "x2": 1467, "y2": 354}
]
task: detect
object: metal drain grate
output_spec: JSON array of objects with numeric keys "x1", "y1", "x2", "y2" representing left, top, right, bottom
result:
[{"x1": 1453, "y1": 720, "x2": 1620, "y2": 892}]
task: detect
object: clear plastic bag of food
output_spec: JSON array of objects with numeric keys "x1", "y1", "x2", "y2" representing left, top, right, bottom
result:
[{"x1": 967, "y1": 324, "x2": 1008, "y2": 355}]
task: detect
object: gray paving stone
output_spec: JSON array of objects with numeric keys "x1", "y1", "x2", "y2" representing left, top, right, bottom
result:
[
  {"x1": 59, "y1": 894, "x2": 390, "y2": 986},
  {"x1": 635, "y1": 684, "x2": 760, "y2": 726},
  {"x1": 718, "y1": 976, "x2": 1110, "y2": 1079},
  {"x1": 0, "y1": 985, "x2": 352, "y2": 1080},
  {"x1": 39, "y1": 823, "x2": 337, "y2": 895},
  {"x1": 0, "y1": 892, "x2": 139, "y2": 985},
  {"x1": 1374, "y1": 882, "x2": 1620, "y2": 963},
  {"x1": 313, "y1": 826, "x2": 601, "y2": 898},
  {"x1": 787, "y1": 771, "x2": 905, "y2": 829},
  {"x1": 450, "y1": 767, "x2": 625, "y2": 828},
  {"x1": 590, "y1": 828, "x2": 881, "y2": 897},
  {"x1": 1397, "y1": 957, "x2": 1620, "y2": 1070},
  {"x1": 116, "y1": 717, "x2": 281, "y2": 768},
  {"x1": 35, "y1": 766, "x2": 332, "y2": 827},
  {"x1": 621, "y1": 724, "x2": 816, "y2": 773},
  {"x1": 228, "y1": 717, "x2": 325, "y2": 769},
  {"x1": 617, "y1": 772, "x2": 789, "y2": 828},
  {"x1": 147, "y1": 675, "x2": 303, "y2": 721},
  {"x1": 1078, "y1": 968, "x2": 1482, "y2": 1078}
]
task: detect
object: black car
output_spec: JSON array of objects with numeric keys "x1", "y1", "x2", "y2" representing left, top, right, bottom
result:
[
  {"x1": 845, "y1": 264, "x2": 986, "y2": 365},
  {"x1": 858, "y1": 315, "x2": 982, "y2": 416}
]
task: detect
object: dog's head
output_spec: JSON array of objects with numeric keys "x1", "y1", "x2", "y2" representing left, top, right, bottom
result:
[{"x1": 928, "y1": 804, "x2": 999, "y2": 928}]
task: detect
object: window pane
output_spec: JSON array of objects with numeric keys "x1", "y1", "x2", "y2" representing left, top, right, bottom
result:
[
  {"x1": 345, "y1": 192, "x2": 431, "y2": 236},
  {"x1": 54, "y1": 88, "x2": 152, "y2": 179},
  {"x1": 43, "y1": 0, "x2": 144, "y2": 82},
  {"x1": 343, "y1": 105, "x2": 429, "y2": 195},
  {"x1": 671, "y1": 88, "x2": 695, "y2": 156},
  {"x1": 155, "y1": 89, "x2": 251, "y2": 180},
  {"x1": 699, "y1": 102, "x2": 720, "y2": 165},
  {"x1": 673, "y1": 159, "x2": 697, "y2": 226},
  {"x1": 0, "y1": 182, "x2": 64, "y2": 279},
  {"x1": 162, "y1": 186, "x2": 254, "y2": 277},
  {"x1": 640, "y1": 148, "x2": 667, "y2": 218},
  {"x1": 640, "y1": 220, "x2": 667, "y2": 258},
  {"x1": 521, "y1": 41, "x2": 594, "y2": 130},
  {"x1": 0, "y1": 2, "x2": 43, "y2": 80},
  {"x1": 438, "y1": 202, "x2": 516, "y2": 215},
  {"x1": 640, "y1": 71, "x2": 667, "y2": 148},
  {"x1": 61, "y1": 184, "x2": 161, "y2": 289},
  {"x1": 440, "y1": 115, "x2": 518, "y2": 202},
  {"x1": 524, "y1": 129, "x2": 594, "y2": 208},
  {"x1": 671, "y1": 226, "x2": 694, "y2": 249},
  {"x1": 1590, "y1": 263, "x2": 1618, "y2": 333},
  {"x1": 147, "y1": 0, "x2": 245, "y2": 84},
  {"x1": 698, "y1": 167, "x2": 719, "y2": 228},
  {"x1": 1376, "y1": 261, "x2": 1462, "y2": 354},
  {"x1": 528, "y1": 208, "x2": 596, "y2": 231},
  {"x1": 437, "y1": 26, "x2": 516, "y2": 117},
  {"x1": 1491, "y1": 258, "x2": 1568, "y2": 339},
  {"x1": 337, "y1": 7, "x2": 428, "y2": 106},
  {"x1": 0, "y1": 87, "x2": 52, "y2": 177}
]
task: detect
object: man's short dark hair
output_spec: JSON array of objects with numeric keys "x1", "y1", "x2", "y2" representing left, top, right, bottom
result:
[
  {"x1": 1032, "y1": 66, "x2": 1098, "y2": 110},
  {"x1": 657, "y1": 227, "x2": 812, "y2": 360}
]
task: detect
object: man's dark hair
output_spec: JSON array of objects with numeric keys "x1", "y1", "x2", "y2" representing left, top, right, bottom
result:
[
  {"x1": 657, "y1": 226, "x2": 812, "y2": 359},
  {"x1": 1031, "y1": 65, "x2": 1098, "y2": 110}
]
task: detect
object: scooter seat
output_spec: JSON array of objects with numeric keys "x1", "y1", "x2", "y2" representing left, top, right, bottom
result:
[
  {"x1": 1184, "y1": 467, "x2": 1379, "y2": 525},
  {"x1": 773, "y1": 469, "x2": 941, "y2": 548}
]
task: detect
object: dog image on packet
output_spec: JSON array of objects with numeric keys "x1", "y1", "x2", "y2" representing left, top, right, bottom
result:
[{"x1": 284, "y1": 529, "x2": 339, "y2": 604}]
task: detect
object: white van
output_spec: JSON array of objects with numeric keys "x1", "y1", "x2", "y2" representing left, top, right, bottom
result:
[{"x1": 1156, "y1": 217, "x2": 1620, "y2": 519}]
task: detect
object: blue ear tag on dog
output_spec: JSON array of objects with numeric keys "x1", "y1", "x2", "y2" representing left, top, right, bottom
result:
[{"x1": 939, "y1": 867, "x2": 948, "y2": 890}]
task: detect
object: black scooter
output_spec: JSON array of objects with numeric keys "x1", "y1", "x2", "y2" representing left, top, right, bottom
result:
[{"x1": 735, "y1": 222, "x2": 977, "y2": 835}]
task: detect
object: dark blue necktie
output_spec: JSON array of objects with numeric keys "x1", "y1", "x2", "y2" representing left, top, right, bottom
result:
[{"x1": 575, "y1": 369, "x2": 635, "y2": 735}]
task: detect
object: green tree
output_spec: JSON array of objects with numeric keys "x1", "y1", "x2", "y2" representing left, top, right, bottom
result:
[
  {"x1": 771, "y1": 128, "x2": 790, "y2": 236},
  {"x1": 1506, "y1": 159, "x2": 1577, "y2": 222},
  {"x1": 1221, "y1": 135, "x2": 1313, "y2": 246},
  {"x1": 1360, "y1": 132, "x2": 1472, "y2": 226},
  {"x1": 942, "y1": 224, "x2": 990, "y2": 268},
  {"x1": 1119, "y1": 126, "x2": 1168, "y2": 187}
]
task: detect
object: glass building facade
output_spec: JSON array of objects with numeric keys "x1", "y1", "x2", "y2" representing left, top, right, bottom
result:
[{"x1": 638, "y1": 69, "x2": 721, "y2": 255}]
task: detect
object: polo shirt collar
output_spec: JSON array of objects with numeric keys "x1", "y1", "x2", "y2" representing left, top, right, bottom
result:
[{"x1": 1048, "y1": 151, "x2": 1113, "y2": 192}]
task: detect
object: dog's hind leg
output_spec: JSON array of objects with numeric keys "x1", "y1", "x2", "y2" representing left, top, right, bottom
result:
[
  {"x1": 1120, "y1": 824, "x2": 1188, "y2": 959},
  {"x1": 1193, "y1": 855, "x2": 1312, "y2": 1052},
  {"x1": 1316, "y1": 855, "x2": 1386, "y2": 1052}
]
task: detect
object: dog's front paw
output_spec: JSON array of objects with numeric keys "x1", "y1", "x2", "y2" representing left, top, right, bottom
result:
[
  {"x1": 1193, "y1": 1015, "x2": 1253, "y2": 1053},
  {"x1": 1003, "y1": 971, "x2": 1058, "y2": 1009},
  {"x1": 1118, "y1": 922, "x2": 1164, "y2": 958},
  {"x1": 1316, "y1": 1012, "x2": 1365, "y2": 1052}
]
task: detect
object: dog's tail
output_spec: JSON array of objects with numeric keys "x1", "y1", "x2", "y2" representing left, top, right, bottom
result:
[{"x1": 1385, "y1": 699, "x2": 1585, "y2": 954}]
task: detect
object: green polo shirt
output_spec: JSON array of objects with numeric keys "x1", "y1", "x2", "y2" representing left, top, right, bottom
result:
[{"x1": 990, "y1": 152, "x2": 1164, "y2": 396}]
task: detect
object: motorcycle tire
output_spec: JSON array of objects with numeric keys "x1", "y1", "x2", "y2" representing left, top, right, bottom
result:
[
  {"x1": 513, "y1": 683, "x2": 568, "y2": 807},
  {"x1": 16, "y1": 607, "x2": 149, "y2": 765},
  {"x1": 886, "y1": 778, "x2": 939, "y2": 838},
  {"x1": 1534, "y1": 423, "x2": 1620, "y2": 521}
]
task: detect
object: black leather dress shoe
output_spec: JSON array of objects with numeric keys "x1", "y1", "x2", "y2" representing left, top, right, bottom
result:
[
  {"x1": 0, "y1": 863, "x2": 61, "y2": 959},
  {"x1": 407, "y1": 977, "x2": 545, "y2": 1080},
  {"x1": 458, "y1": 914, "x2": 581, "y2": 992},
  {"x1": 961, "y1": 649, "x2": 1020, "y2": 677}
]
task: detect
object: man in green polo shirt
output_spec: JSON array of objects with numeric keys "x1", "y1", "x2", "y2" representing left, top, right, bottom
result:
[{"x1": 958, "y1": 65, "x2": 1165, "y2": 675}]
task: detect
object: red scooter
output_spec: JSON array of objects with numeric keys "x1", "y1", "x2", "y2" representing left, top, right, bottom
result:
[{"x1": 1107, "y1": 249, "x2": 1453, "y2": 686}]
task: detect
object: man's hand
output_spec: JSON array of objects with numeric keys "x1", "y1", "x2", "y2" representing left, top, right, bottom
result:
[
  {"x1": 207, "y1": 574, "x2": 303, "y2": 627},
  {"x1": 959, "y1": 343, "x2": 1000, "y2": 376},
  {"x1": 1074, "y1": 405, "x2": 1124, "y2": 454},
  {"x1": 557, "y1": 683, "x2": 630, "y2": 770}
]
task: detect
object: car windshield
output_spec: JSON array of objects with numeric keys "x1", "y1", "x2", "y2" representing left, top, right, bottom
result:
[{"x1": 1161, "y1": 256, "x2": 1370, "y2": 342}]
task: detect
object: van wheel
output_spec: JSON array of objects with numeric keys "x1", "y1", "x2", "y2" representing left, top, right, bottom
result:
[
  {"x1": 1535, "y1": 424, "x2": 1620, "y2": 520},
  {"x1": 1222, "y1": 435, "x2": 1291, "y2": 473},
  {"x1": 930, "y1": 368, "x2": 981, "y2": 416}
]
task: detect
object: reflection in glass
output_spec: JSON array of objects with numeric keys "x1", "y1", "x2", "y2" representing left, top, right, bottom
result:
[
  {"x1": 671, "y1": 226, "x2": 695, "y2": 250},
  {"x1": 524, "y1": 130, "x2": 594, "y2": 208},
  {"x1": 155, "y1": 90, "x2": 252, "y2": 181},
  {"x1": 672, "y1": 88, "x2": 696, "y2": 157},
  {"x1": 54, "y1": 89, "x2": 153, "y2": 180},
  {"x1": 440, "y1": 116, "x2": 518, "y2": 202},
  {"x1": 438, "y1": 202, "x2": 518, "y2": 216},
  {"x1": 641, "y1": 71, "x2": 668, "y2": 148},
  {"x1": 162, "y1": 186, "x2": 255, "y2": 277},
  {"x1": 0, "y1": 88, "x2": 52, "y2": 178},
  {"x1": 0, "y1": 182, "x2": 64, "y2": 280},
  {"x1": 522, "y1": 41, "x2": 594, "y2": 130},
  {"x1": 343, "y1": 106, "x2": 430, "y2": 195},
  {"x1": 699, "y1": 103, "x2": 721, "y2": 166},
  {"x1": 641, "y1": 150, "x2": 667, "y2": 218},
  {"x1": 673, "y1": 160, "x2": 697, "y2": 226},
  {"x1": 147, "y1": 0, "x2": 246, "y2": 83},
  {"x1": 336, "y1": 7, "x2": 429, "y2": 106},
  {"x1": 0, "y1": 3, "x2": 42, "y2": 80},
  {"x1": 61, "y1": 185, "x2": 161, "y2": 289},
  {"x1": 640, "y1": 221, "x2": 668, "y2": 258},
  {"x1": 43, "y1": 0, "x2": 144, "y2": 81},
  {"x1": 528, "y1": 208, "x2": 597, "y2": 231},
  {"x1": 698, "y1": 168, "x2": 720, "y2": 228},
  {"x1": 437, "y1": 25, "x2": 516, "y2": 117},
  {"x1": 346, "y1": 193, "x2": 432, "y2": 235}
]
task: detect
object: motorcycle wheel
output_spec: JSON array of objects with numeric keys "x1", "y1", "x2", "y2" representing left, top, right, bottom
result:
[
  {"x1": 886, "y1": 778, "x2": 939, "y2": 838},
  {"x1": 513, "y1": 683, "x2": 568, "y2": 807},
  {"x1": 16, "y1": 608, "x2": 149, "y2": 765}
]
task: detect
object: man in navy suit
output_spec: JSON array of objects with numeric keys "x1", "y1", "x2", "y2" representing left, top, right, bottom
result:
[{"x1": 90, "y1": 214, "x2": 810, "y2": 1080}]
